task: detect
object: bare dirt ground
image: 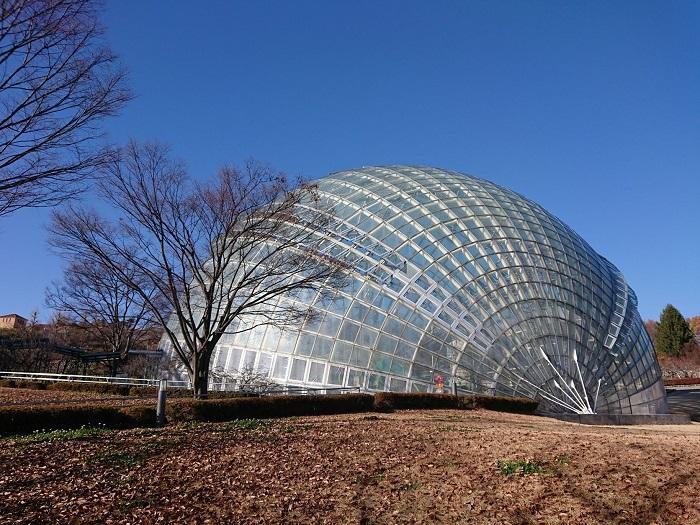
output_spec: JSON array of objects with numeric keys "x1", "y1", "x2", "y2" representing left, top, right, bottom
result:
[{"x1": 1, "y1": 409, "x2": 698, "y2": 525}]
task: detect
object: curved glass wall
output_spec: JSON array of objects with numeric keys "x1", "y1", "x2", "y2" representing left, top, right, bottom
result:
[{"x1": 202, "y1": 166, "x2": 667, "y2": 415}]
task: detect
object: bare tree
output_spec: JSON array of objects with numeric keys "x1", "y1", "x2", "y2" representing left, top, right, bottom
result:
[
  {"x1": 45, "y1": 257, "x2": 160, "y2": 363},
  {"x1": 210, "y1": 364, "x2": 279, "y2": 394},
  {"x1": 50, "y1": 141, "x2": 346, "y2": 398},
  {"x1": 0, "y1": 0, "x2": 131, "y2": 216}
]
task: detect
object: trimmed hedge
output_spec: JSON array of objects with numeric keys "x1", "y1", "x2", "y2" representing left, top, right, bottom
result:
[
  {"x1": 469, "y1": 395, "x2": 538, "y2": 414},
  {"x1": 120, "y1": 406, "x2": 158, "y2": 426},
  {"x1": 371, "y1": 392, "x2": 538, "y2": 414},
  {"x1": 0, "y1": 404, "x2": 155, "y2": 436},
  {"x1": 47, "y1": 382, "x2": 133, "y2": 396},
  {"x1": 0, "y1": 380, "x2": 144, "y2": 396},
  {"x1": 373, "y1": 392, "x2": 462, "y2": 412},
  {"x1": 0, "y1": 391, "x2": 538, "y2": 435},
  {"x1": 0, "y1": 379, "x2": 48, "y2": 390},
  {"x1": 166, "y1": 393, "x2": 374, "y2": 422}
]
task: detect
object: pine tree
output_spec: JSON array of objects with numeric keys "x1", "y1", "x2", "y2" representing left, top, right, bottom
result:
[{"x1": 655, "y1": 305, "x2": 694, "y2": 357}]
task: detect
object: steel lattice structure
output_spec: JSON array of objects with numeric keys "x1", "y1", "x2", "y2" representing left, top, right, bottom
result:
[{"x1": 197, "y1": 166, "x2": 667, "y2": 414}]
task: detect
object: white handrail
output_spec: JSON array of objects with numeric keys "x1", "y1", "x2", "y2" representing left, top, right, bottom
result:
[{"x1": 0, "y1": 370, "x2": 362, "y2": 395}]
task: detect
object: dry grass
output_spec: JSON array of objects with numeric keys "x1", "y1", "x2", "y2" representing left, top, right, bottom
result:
[{"x1": 0, "y1": 408, "x2": 698, "y2": 524}]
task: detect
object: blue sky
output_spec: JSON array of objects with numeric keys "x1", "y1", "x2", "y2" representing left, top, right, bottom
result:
[{"x1": 0, "y1": 0, "x2": 697, "y2": 321}]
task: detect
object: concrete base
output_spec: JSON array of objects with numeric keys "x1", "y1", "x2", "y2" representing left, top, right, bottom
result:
[{"x1": 542, "y1": 413, "x2": 691, "y2": 425}]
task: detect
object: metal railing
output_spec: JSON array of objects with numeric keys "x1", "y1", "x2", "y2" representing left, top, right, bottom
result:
[
  {"x1": 0, "y1": 370, "x2": 176, "y2": 387},
  {"x1": 0, "y1": 370, "x2": 361, "y2": 395}
]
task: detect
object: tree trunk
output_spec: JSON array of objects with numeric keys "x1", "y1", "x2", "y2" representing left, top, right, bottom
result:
[{"x1": 192, "y1": 355, "x2": 211, "y2": 399}]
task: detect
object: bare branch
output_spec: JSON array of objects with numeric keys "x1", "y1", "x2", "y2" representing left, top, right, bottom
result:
[
  {"x1": 49, "y1": 141, "x2": 347, "y2": 397},
  {"x1": 45, "y1": 257, "x2": 161, "y2": 360},
  {"x1": 0, "y1": 0, "x2": 132, "y2": 216}
]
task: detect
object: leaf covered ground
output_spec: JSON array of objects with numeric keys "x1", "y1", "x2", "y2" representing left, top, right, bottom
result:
[{"x1": 1, "y1": 408, "x2": 698, "y2": 524}]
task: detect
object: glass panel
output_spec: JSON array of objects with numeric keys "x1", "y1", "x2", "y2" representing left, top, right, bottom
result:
[
  {"x1": 390, "y1": 378, "x2": 408, "y2": 392},
  {"x1": 272, "y1": 356, "x2": 289, "y2": 379},
  {"x1": 257, "y1": 353, "x2": 272, "y2": 376},
  {"x1": 368, "y1": 373, "x2": 386, "y2": 391},
  {"x1": 308, "y1": 362, "x2": 325, "y2": 383},
  {"x1": 312, "y1": 336, "x2": 333, "y2": 358},
  {"x1": 289, "y1": 358, "x2": 306, "y2": 381},
  {"x1": 331, "y1": 341, "x2": 352, "y2": 364},
  {"x1": 243, "y1": 350, "x2": 256, "y2": 369},
  {"x1": 214, "y1": 347, "x2": 229, "y2": 369},
  {"x1": 328, "y1": 365, "x2": 345, "y2": 385},
  {"x1": 356, "y1": 327, "x2": 378, "y2": 348},
  {"x1": 347, "y1": 369, "x2": 366, "y2": 387},
  {"x1": 338, "y1": 321, "x2": 360, "y2": 342},
  {"x1": 229, "y1": 348, "x2": 243, "y2": 372},
  {"x1": 364, "y1": 309, "x2": 386, "y2": 328},
  {"x1": 350, "y1": 347, "x2": 371, "y2": 367},
  {"x1": 377, "y1": 334, "x2": 398, "y2": 354}
]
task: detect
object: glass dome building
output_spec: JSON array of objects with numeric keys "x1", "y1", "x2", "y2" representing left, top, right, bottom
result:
[{"x1": 206, "y1": 166, "x2": 667, "y2": 415}]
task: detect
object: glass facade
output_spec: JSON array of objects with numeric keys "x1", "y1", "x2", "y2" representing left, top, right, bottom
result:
[{"x1": 205, "y1": 166, "x2": 667, "y2": 415}]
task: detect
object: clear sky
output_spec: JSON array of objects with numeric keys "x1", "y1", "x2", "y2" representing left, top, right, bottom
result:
[{"x1": 0, "y1": 0, "x2": 697, "y2": 321}]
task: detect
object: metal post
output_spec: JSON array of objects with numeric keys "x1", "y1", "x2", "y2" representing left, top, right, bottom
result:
[
  {"x1": 156, "y1": 378, "x2": 167, "y2": 426},
  {"x1": 452, "y1": 380, "x2": 458, "y2": 396},
  {"x1": 593, "y1": 378, "x2": 602, "y2": 413}
]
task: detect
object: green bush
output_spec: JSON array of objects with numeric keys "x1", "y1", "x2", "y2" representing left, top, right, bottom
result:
[{"x1": 166, "y1": 393, "x2": 374, "y2": 423}]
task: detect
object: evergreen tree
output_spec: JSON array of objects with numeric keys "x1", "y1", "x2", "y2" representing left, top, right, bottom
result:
[{"x1": 655, "y1": 305, "x2": 694, "y2": 357}]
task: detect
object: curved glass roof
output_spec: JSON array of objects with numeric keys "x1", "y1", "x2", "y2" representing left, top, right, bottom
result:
[{"x1": 207, "y1": 166, "x2": 667, "y2": 415}]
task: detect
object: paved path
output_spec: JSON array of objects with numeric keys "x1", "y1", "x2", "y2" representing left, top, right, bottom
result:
[{"x1": 666, "y1": 388, "x2": 700, "y2": 421}]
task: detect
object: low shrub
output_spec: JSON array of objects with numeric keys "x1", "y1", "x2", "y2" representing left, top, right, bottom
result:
[
  {"x1": 0, "y1": 379, "x2": 48, "y2": 390},
  {"x1": 373, "y1": 392, "x2": 462, "y2": 411},
  {"x1": 119, "y1": 406, "x2": 158, "y2": 427},
  {"x1": 0, "y1": 387, "x2": 537, "y2": 435},
  {"x1": 369, "y1": 393, "x2": 537, "y2": 414},
  {"x1": 0, "y1": 379, "x2": 148, "y2": 396},
  {"x1": 470, "y1": 395, "x2": 538, "y2": 414},
  {"x1": 372, "y1": 398, "x2": 395, "y2": 413},
  {"x1": 166, "y1": 393, "x2": 374, "y2": 423},
  {"x1": 127, "y1": 386, "x2": 159, "y2": 397},
  {"x1": 0, "y1": 404, "x2": 156, "y2": 436},
  {"x1": 47, "y1": 382, "x2": 133, "y2": 396}
]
